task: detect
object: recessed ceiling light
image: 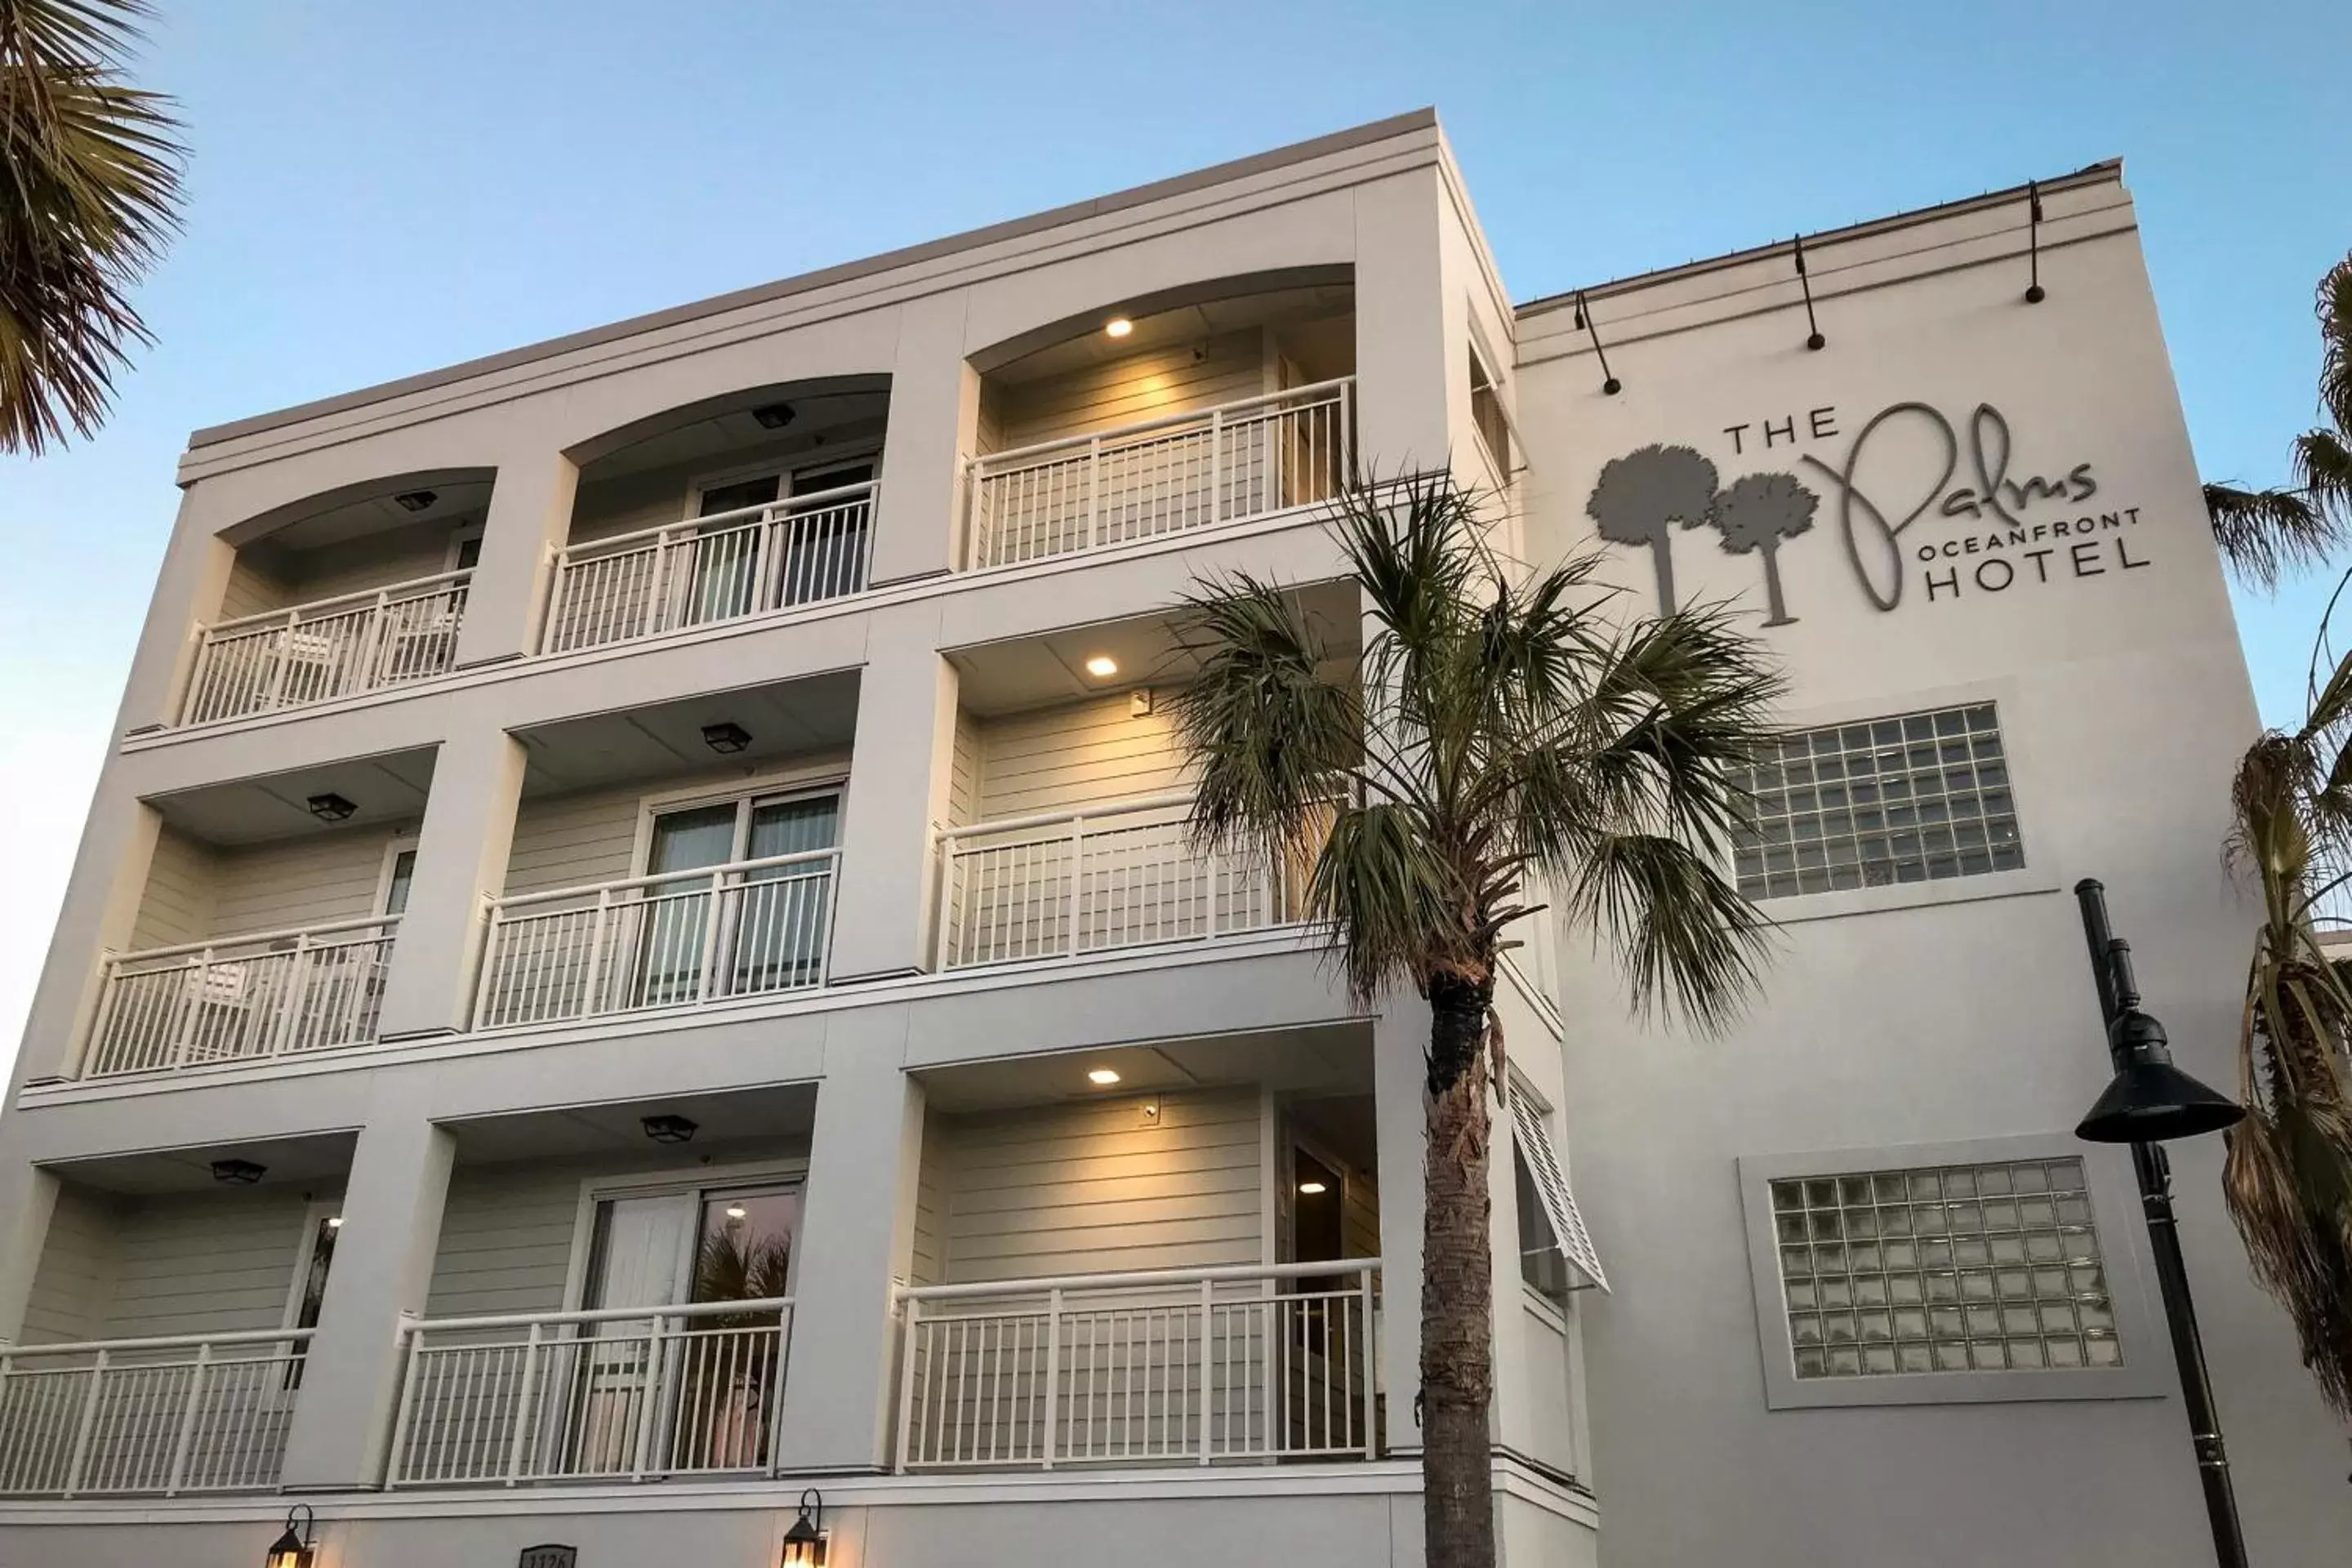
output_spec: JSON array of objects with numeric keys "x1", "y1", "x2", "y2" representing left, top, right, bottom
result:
[
  {"x1": 1105, "y1": 318, "x2": 1133, "y2": 339},
  {"x1": 1084, "y1": 656, "x2": 1119, "y2": 678},
  {"x1": 725, "y1": 1205, "x2": 747, "y2": 1220},
  {"x1": 1087, "y1": 1067, "x2": 1122, "y2": 1086},
  {"x1": 1297, "y1": 1180, "x2": 1328, "y2": 1196},
  {"x1": 326, "y1": 1216, "x2": 345, "y2": 1228}
]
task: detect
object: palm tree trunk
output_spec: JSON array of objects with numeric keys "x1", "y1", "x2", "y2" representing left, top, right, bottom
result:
[
  {"x1": 1422, "y1": 972, "x2": 1495, "y2": 1568},
  {"x1": 1759, "y1": 541, "x2": 1794, "y2": 626},
  {"x1": 1649, "y1": 537, "x2": 1678, "y2": 616}
]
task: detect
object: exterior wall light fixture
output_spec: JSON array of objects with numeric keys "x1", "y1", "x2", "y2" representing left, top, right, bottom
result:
[
  {"x1": 702, "y1": 722, "x2": 753, "y2": 755},
  {"x1": 780, "y1": 1488, "x2": 827, "y2": 1567},
  {"x1": 264, "y1": 1503, "x2": 314, "y2": 1568},
  {"x1": 211, "y1": 1159, "x2": 266, "y2": 1186},
  {"x1": 641, "y1": 1114, "x2": 699, "y2": 1145},
  {"x1": 305, "y1": 793, "x2": 358, "y2": 823}
]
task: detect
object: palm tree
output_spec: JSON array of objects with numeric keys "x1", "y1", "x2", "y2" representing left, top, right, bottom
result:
[
  {"x1": 1711, "y1": 470, "x2": 1818, "y2": 627},
  {"x1": 1169, "y1": 472, "x2": 1784, "y2": 1568},
  {"x1": 2221, "y1": 573, "x2": 2352, "y2": 1425},
  {"x1": 2203, "y1": 253, "x2": 2352, "y2": 588},
  {"x1": 0, "y1": 0, "x2": 184, "y2": 454},
  {"x1": 1585, "y1": 443, "x2": 1719, "y2": 614}
]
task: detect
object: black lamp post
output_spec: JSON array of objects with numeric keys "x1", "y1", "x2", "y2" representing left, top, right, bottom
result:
[{"x1": 2072, "y1": 879, "x2": 2249, "y2": 1568}]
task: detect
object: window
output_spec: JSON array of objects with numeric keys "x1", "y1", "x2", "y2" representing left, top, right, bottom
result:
[
  {"x1": 1468, "y1": 348, "x2": 1509, "y2": 474},
  {"x1": 283, "y1": 1205, "x2": 341, "y2": 1388},
  {"x1": 448, "y1": 523, "x2": 483, "y2": 572},
  {"x1": 1768, "y1": 1156, "x2": 2115, "y2": 1379},
  {"x1": 1730, "y1": 702, "x2": 2024, "y2": 901},
  {"x1": 1739, "y1": 1137, "x2": 2163, "y2": 1409},
  {"x1": 380, "y1": 842, "x2": 417, "y2": 917},
  {"x1": 632, "y1": 789, "x2": 841, "y2": 1004},
  {"x1": 1509, "y1": 1088, "x2": 1607, "y2": 1294}
]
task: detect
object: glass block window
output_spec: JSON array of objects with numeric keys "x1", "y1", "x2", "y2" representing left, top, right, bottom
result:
[
  {"x1": 1731, "y1": 702, "x2": 2024, "y2": 901},
  {"x1": 1768, "y1": 1156, "x2": 2118, "y2": 1379}
]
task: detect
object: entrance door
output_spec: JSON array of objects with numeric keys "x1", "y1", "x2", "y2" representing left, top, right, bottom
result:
[
  {"x1": 727, "y1": 795, "x2": 841, "y2": 996},
  {"x1": 631, "y1": 804, "x2": 741, "y2": 1007}
]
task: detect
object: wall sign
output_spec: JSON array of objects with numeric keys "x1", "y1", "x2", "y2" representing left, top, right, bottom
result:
[
  {"x1": 1585, "y1": 399, "x2": 2153, "y2": 620},
  {"x1": 519, "y1": 1547, "x2": 577, "y2": 1568}
]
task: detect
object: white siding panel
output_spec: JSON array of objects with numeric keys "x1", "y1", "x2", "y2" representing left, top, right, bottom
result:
[
  {"x1": 131, "y1": 825, "x2": 220, "y2": 951},
  {"x1": 98, "y1": 1192, "x2": 310, "y2": 1340},
  {"x1": 993, "y1": 332, "x2": 1269, "y2": 452},
  {"x1": 217, "y1": 556, "x2": 283, "y2": 624},
  {"x1": 909, "y1": 1113, "x2": 950, "y2": 1289},
  {"x1": 503, "y1": 786, "x2": 648, "y2": 898},
  {"x1": 207, "y1": 830, "x2": 402, "y2": 938},
  {"x1": 973, "y1": 695, "x2": 1188, "y2": 821},
  {"x1": 947, "y1": 710, "x2": 982, "y2": 830},
  {"x1": 937, "y1": 1089, "x2": 1264, "y2": 1282},
  {"x1": 275, "y1": 519, "x2": 457, "y2": 605},
  {"x1": 20, "y1": 1186, "x2": 122, "y2": 1344}
]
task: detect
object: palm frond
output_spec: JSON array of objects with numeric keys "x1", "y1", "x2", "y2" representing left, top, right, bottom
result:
[
  {"x1": 2203, "y1": 483, "x2": 2344, "y2": 591},
  {"x1": 0, "y1": 0, "x2": 185, "y2": 453},
  {"x1": 1562, "y1": 831, "x2": 1772, "y2": 1033},
  {"x1": 2317, "y1": 255, "x2": 2352, "y2": 442}
]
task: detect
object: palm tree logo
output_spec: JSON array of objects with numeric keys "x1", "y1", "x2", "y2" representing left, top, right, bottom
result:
[
  {"x1": 1710, "y1": 472, "x2": 1820, "y2": 626},
  {"x1": 1585, "y1": 444, "x2": 1720, "y2": 613}
]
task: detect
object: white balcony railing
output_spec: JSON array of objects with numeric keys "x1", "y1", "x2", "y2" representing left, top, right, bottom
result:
[
  {"x1": 0, "y1": 1329, "x2": 311, "y2": 1497},
  {"x1": 386, "y1": 1298, "x2": 794, "y2": 1487},
  {"x1": 965, "y1": 378, "x2": 1352, "y2": 571},
  {"x1": 936, "y1": 794, "x2": 1316, "y2": 969},
  {"x1": 474, "y1": 850, "x2": 839, "y2": 1030},
  {"x1": 180, "y1": 571, "x2": 471, "y2": 726},
  {"x1": 81, "y1": 916, "x2": 399, "y2": 1079},
  {"x1": 541, "y1": 481, "x2": 878, "y2": 655},
  {"x1": 895, "y1": 1261, "x2": 1379, "y2": 1472}
]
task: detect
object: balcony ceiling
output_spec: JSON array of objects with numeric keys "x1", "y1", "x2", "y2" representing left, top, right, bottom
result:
[
  {"x1": 444, "y1": 1081, "x2": 817, "y2": 1163},
  {"x1": 949, "y1": 580, "x2": 1360, "y2": 716},
  {"x1": 56, "y1": 1129, "x2": 359, "y2": 1195},
  {"x1": 980, "y1": 275, "x2": 1353, "y2": 382},
  {"x1": 918, "y1": 1021, "x2": 1371, "y2": 1114},
  {"x1": 153, "y1": 746, "x2": 437, "y2": 845},
  {"x1": 516, "y1": 670, "x2": 861, "y2": 795},
  {"x1": 583, "y1": 389, "x2": 890, "y2": 483},
  {"x1": 237, "y1": 472, "x2": 495, "y2": 555}
]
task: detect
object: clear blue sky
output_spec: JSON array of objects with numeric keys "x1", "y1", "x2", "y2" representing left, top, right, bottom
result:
[{"x1": 0, "y1": 0, "x2": 2343, "y2": 1054}]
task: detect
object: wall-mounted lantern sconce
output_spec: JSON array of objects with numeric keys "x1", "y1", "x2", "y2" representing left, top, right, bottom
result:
[
  {"x1": 306, "y1": 793, "x2": 358, "y2": 823},
  {"x1": 780, "y1": 1489, "x2": 827, "y2": 1567},
  {"x1": 212, "y1": 1159, "x2": 267, "y2": 1186},
  {"x1": 702, "y1": 722, "x2": 753, "y2": 755},
  {"x1": 641, "y1": 1114, "x2": 699, "y2": 1145},
  {"x1": 264, "y1": 1504, "x2": 315, "y2": 1568}
]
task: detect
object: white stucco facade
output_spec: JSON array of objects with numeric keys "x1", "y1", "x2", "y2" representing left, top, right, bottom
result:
[{"x1": 0, "y1": 111, "x2": 2339, "y2": 1567}]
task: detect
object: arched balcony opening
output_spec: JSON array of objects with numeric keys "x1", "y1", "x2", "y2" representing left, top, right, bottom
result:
[
  {"x1": 546, "y1": 377, "x2": 891, "y2": 656},
  {"x1": 964, "y1": 270, "x2": 1355, "y2": 571},
  {"x1": 180, "y1": 471, "x2": 495, "y2": 727}
]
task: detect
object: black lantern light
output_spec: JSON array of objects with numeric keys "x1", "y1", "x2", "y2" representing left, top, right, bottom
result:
[
  {"x1": 751, "y1": 403, "x2": 796, "y2": 430},
  {"x1": 264, "y1": 1504, "x2": 314, "y2": 1568},
  {"x1": 641, "y1": 1114, "x2": 699, "y2": 1145},
  {"x1": 780, "y1": 1488, "x2": 826, "y2": 1568},
  {"x1": 306, "y1": 793, "x2": 358, "y2": 823},
  {"x1": 2076, "y1": 1005, "x2": 2245, "y2": 1145},
  {"x1": 701, "y1": 722, "x2": 753, "y2": 755},
  {"x1": 211, "y1": 1158, "x2": 266, "y2": 1186}
]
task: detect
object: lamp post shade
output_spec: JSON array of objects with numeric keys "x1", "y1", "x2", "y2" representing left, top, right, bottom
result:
[{"x1": 2076, "y1": 1009, "x2": 2246, "y2": 1144}]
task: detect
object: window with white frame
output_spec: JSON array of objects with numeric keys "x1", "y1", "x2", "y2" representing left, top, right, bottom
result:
[
  {"x1": 1730, "y1": 702, "x2": 2024, "y2": 901},
  {"x1": 1739, "y1": 1138, "x2": 2161, "y2": 1409},
  {"x1": 1509, "y1": 1087, "x2": 1607, "y2": 1296}
]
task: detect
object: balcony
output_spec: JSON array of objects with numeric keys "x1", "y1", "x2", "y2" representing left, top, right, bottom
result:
[
  {"x1": 0, "y1": 1328, "x2": 313, "y2": 1497},
  {"x1": 541, "y1": 479, "x2": 876, "y2": 655},
  {"x1": 966, "y1": 380, "x2": 1352, "y2": 571},
  {"x1": 387, "y1": 1297, "x2": 794, "y2": 1486},
  {"x1": 474, "y1": 850, "x2": 839, "y2": 1030},
  {"x1": 180, "y1": 572, "x2": 472, "y2": 726},
  {"x1": 82, "y1": 916, "x2": 399, "y2": 1078},
  {"x1": 895, "y1": 1259, "x2": 1379, "y2": 1470},
  {"x1": 936, "y1": 793, "x2": 1313, "y2": 969}
]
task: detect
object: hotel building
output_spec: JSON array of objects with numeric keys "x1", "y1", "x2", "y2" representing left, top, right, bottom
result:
[{"x1": 0, "y1": 109, "x2": 2343, "y2": 1566}]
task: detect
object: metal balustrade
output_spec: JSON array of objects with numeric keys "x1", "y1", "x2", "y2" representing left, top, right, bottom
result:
[
  {"x1": 81, "y1": 917, "x2": 399, "y2": 1079},
  {"x1": 936, "y1": 794, "x2": 1317, "y2": 969},
  {"x1": 180, "y1": 572, "x2": 471, "y2": 726},
  {"x1": 0, "y1": 1330, "x2": 311, "y2": 1496},
  {"x1": 894, "y1": 1261, "x2": 1379, "y2": 1472},
  {"x1": 387, "y1": 1298, "x2": 794, "y2": 1486},
  {"x1": 474, "y1": 850, "x2": 839, "y2": 1029},
  {"x1": 966, "y1": 378, "x2": 1352, "y2": 571},
  {"x1": 541, "y1": 481, "x2": 878, "y2": 654}
]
